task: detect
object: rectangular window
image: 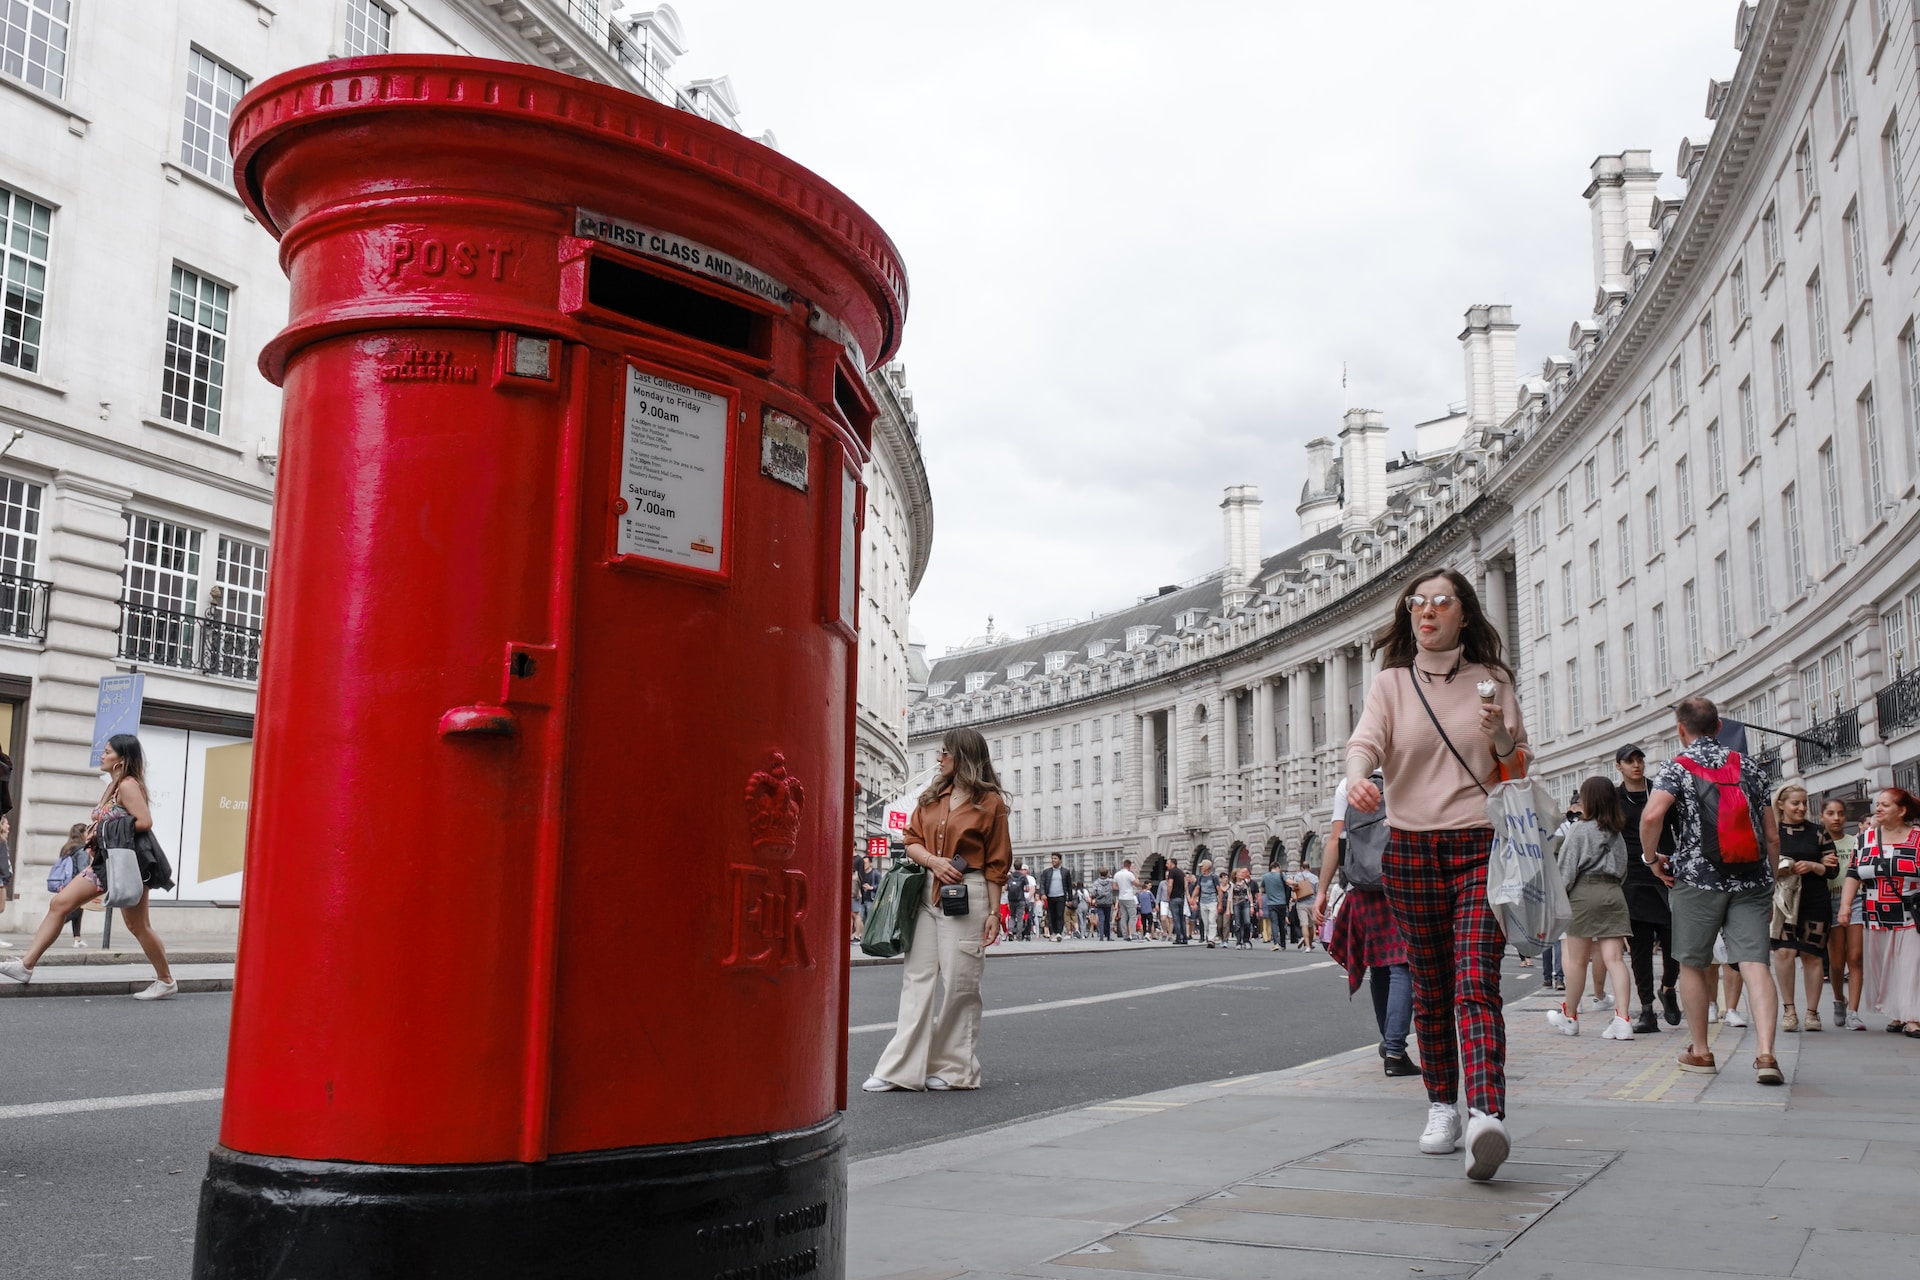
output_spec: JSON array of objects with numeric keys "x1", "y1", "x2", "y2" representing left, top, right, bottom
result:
[
  {"x1": 1532, "y1": 582, "x2": 1548, "y2": 636},
  {"x1": 1092, "y1": 755, "x2": 1103, "y2": 785},
  {"x1": 1556, "y1": 484, "x2": 1570, "y2": 527},
  {"x1": 1808, "y1": 272, "x2": 1831, "y2": 364},
  {"x1": 1652, "y1": 604, "x2": 1672, "y2": 688},
  {"x1": 1772, "y1": 328, "x2": 1793, "y2": 417},
  {"x1": 1013, "y1": 770, "x2": 1023, "y2": 796},
  {"x1": 161, "y1": 265, "x2": 230, "y2": 434},
  {"x1": 1684, "y1": 580, "x2": 1703, "y2": 667},
  {"x1": 0, "y1": 474, "x2": 42, "y2": 637},
  {"x1": 1845, "y1": 204, "x2": 1871, "y2": 305},
  {"x1": 1803, "y1": 665, "x2": 1824, "y2": 725},
  {"x1": 1612, "y1": 425, "x2": 1628, "y2": 475},
  {"x1": 122, "y1": 514, "x2": 204, "y2": 668},
  {"x1": 1784, "y1": 483, "x2": 1808, "y2": 590},
  {"x1": 1819, "y1": 441, "x2": 1843, "y2": 563},
  {"x1": 182, "y1": 50, "x2": 249, "y2": 185},
  {"x1": 1071, "y1": 722, "x2": 1083, "y2": 746},
  {"x1": 1645, "y1": 485, "x2": 1663, "y2": 548},
  {"x1": 1886, "y1": 604, "x2": 1911, "y2": 676},
  {"x1": 1905, "y1": 328, "x2": 1920, "y2": 471},
  {"x1": 1, "y1": 0, "x2": 70, "y2": 97},
  {"x1": 1012, "y1": 811, "x2": 1022, "y2": 841},
  {"x1": 1675, "y1": 456, "x2": 1694, "y2": 527},
  {"x1": 1012, "y1": 736, "x2": 1022, "y2": 757},
  {"x1": 1091, "y1": 718, "x2": 1103, "y2": 742},
  {"x1": 343, "y1": 0, "x2": 394, "y2": 57},
  {"x1": 1748, "y1": 521, "x2": 1770, "y2": 616},
  {"x1": 1795, "y1": 133, "x2": 1817, "y2": 207},
  {"x1": 1051, "y1": 806, "x2": 1062, "y2": 840},
  {"x1": 1072, "y1": 803, "x2": 1082, "y2": 838},
  {"x1": 1699, "y1": 310, "x2": 1716, "y2": 364},
  {"x1": 209, "y1": 535, "x2": 269, "y2": 680},
  {"x1": 1566, "y1": 657, "x2": 1582, "y2": 727},
  {"x1": 1706, "y1": 421, "x2": 1726, "y2": 493},
  {"x1": 1561, "y1": 562, "x2": 1575, "y2": 620},
  {"x1": 1732, "y1": 258, "x2": 1750, "y2": 320},
  {"x1": 0, "y1": 186, "x2": 52, "y2": 375},
  {"x1": 1833, "y1": 52, "x2": 1854, "y2": 128},
  {"x1": 1032, "y1": 809, "x2": 1041, "y2": 839},
  {"x1": 1051, "y1": 762, "x2": 1062, "y2": 790},
  {"x1": 1639, "y1": 394, "x2": 1655, "y2": 448},
  {"x1": 1623, "y1": 623, "x2": 1641, "y2": 702},
  {"x1": 1716, "y1": 553, "x2": 1736, "y2": 650},
  {"x1": 1051, "y1": 727, "x2": 1061, "y2": 749},
  {"x1": 1861, "y1": 385, "x2": 1886, "y2": 510},
  {"x1": 1113, "y1": 751, "x2": 1121, "y2": 779},
  {"x1": 1885, "y1": 113, "x2": 1909, "y2": 230},
  {"x1": 1583, "y1": 457, "x2": 1598, "y2": 504},
  {"x1": 1669, "y1": 355, "x2": 1687, "y2": 415},
  {"x1": 1594, "y1": 641, "x2": 1610, "y2": 715},
  {"x1": 1739, "y1": 378, "x2": 1759, "y2": 458},
  {"x1": 1536, "y1": 674, "x2": 1554, "y2": 738},
  {"x1": 1763, "y1": 204, "x2": 1783, "y2": 266},
  {"x1": 1031, "y1": 767, "x2": 1040, "y2": 792},
  {"x1": 1091, "y1": 801, "x2": 1102, "y2": 836},
  {"x1": 1528, "y1": 505, "x2": 1543, "y2": 549},
  {"x1": 1067, "y1": 759, "x2": 1079, "y2": 787},
  {"x1": 1616, "y1": 515, "x2": 1632, "y2": 574}
]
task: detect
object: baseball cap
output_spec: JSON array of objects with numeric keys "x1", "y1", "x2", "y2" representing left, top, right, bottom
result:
[{"x1": 1614, "y1": 743, "x2": 1646, "y2": 762}]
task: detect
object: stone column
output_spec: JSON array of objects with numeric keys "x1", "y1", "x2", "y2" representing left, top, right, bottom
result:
[
  {"x1": 1328, "y1": 648, "x2": 1353, "y2": 747},
  {"x1": 1140, "y1": 711, "x2": 1157, "y2": 813},
  {"x1": 1482, "y1": 559, "x2": 1512, "y2": 659},
  {"x1": 1222, "y1": 688, "x2": 1239, "y2": 774}
]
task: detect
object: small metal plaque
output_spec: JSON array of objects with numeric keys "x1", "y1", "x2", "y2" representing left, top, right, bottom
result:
[
  {"x1": 760, "y1": 409, "x2": 809, "y2": 491},
  {"x1": 511, "y1": 334, "x2": 551, "y2": 380}
]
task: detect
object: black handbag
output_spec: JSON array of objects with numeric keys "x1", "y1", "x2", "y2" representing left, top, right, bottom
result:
[{"x1": 939, "y1": 882, "x2": 970, "y2": 916}]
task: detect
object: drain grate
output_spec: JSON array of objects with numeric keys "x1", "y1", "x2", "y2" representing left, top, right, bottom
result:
[{"x1": 1050, "y1": 1137, "x2": 1617, "y2": 1279}]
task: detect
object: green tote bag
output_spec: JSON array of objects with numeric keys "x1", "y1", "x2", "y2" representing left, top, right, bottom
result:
[{"x1": 859, "y1": 859, "x2": 929, "y2": 959}]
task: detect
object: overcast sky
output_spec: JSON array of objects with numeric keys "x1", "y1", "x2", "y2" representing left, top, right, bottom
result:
[{"x1": 667, "y1": 1, "x2": 1734, "y2": 656}]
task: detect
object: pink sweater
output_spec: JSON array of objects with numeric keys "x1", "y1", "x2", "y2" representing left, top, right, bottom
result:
[{"x1": 1345, "y1": 649, "x2": 1529, "y2": 832}]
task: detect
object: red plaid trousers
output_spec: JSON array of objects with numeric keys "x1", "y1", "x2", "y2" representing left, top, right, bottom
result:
[{"x1": 1382, "y1": 826, "x2": 1506, "y2": 1116}]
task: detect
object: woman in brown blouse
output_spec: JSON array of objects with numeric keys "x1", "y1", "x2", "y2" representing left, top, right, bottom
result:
[{"x1": 864, "y1": 727, "x2": 1012, "y2": 1092}]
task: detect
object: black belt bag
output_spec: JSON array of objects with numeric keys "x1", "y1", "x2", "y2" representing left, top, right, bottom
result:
[{"x1": 939, "y1": 882, "x2": 970, "y2": 916}]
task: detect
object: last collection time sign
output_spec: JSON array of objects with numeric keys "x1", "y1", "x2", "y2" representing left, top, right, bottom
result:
[{"x1": 619, "y1": 366, "x2": 728, "y2": 572}]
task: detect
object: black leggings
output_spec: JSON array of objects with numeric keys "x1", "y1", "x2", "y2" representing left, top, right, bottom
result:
[{"x1": 1630, "y1": 917, "x2": 1678, "y2": 1004}]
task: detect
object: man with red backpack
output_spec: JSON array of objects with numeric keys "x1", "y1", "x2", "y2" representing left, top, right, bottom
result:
[{"x1": 1639, "y1": 697, "x2": 1784, "y2": 1085}]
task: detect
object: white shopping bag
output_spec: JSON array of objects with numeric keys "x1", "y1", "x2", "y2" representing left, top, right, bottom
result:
[{"x1": 1483, "y1": 777, "x2": 1571, "y2": 957}]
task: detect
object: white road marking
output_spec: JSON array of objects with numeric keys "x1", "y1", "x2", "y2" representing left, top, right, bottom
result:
[
  {"x1": 848, "y1": 961, "x2": 1337, "y2": 1035},
  {"x1": 0, "y1": 1087, "x2": 224, "y2": 1120}
]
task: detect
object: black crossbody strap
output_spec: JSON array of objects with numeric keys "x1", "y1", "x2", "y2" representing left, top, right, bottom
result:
[{"x1": 1407, "y1": 669, "x2": 1491, "y2": 798}]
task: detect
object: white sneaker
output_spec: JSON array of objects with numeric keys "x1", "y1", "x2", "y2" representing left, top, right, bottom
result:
[
  {"x1": 1708, "y1": 1002, "x2": 1720, "y2": 1024},
  {"x1": 1601, "y1": 1014, "x2": 1635, "y2": 1040},
  {"x1": 134, "y1": 979, "x2": 177, "y2": 1001},
  {"x1": 924, "y1": 1075, "x2": 952, "y2": 1091},
  {"x1": 1419, "y1": 1102, "x2": 1461, "y2": 1154},
  {"x1": 1723, "y1": 1007, "x2": 1749, "y2": 1028},
  {"x1": 1546, "y1": 1007, "x2": 1580, "y2": 1036},
  {"x1": 1581, "y1": 994, "x2": 1614, "y2": 1013},
  {"x1": 72, "y1": 937, "x2": 87, "y2": 948},
  {"x1": 1847, "y1": 1011, "x2": 1869, "y2": 1031},
  {"x1": 1464, "y1": 1109, "x2": 1510, "y2": 1181},
  {"x1": 861, "y1": 1075, "x2": 905, "y2": 1093},
  {"x1": 0, "y1": 958, "x2": 31, "y2": 984}
]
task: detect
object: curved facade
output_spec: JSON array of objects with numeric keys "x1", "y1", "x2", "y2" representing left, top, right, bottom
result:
[{"x1": 908, "y1": 0, "x2": 1920, "y2": 881}]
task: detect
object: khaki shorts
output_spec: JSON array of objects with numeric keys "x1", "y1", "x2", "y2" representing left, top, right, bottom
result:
[{"x1": 1671, "y1": 881, "x2": 1773, "y2": 968}]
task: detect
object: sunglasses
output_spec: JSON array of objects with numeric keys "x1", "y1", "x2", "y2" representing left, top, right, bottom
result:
[{"x1": 1405, "y1": 593, "x2": 1459, "y2": 612}]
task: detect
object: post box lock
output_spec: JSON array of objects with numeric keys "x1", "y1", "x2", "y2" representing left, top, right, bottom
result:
[{"x1": 503, "y1": 641, "x2": 559, "y2": 707}]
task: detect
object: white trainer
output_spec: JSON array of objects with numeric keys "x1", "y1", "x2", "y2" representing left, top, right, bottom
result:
[
  {"x1": 1546, "y1": 1006, "x2": 1579, "y2": 1036},
  {"x1": 1723, "y1": 1006, "x2": 1749, "y2": 1028},
  {"x1": 0, "y1": 958, "x2": 31, "y2": 984},
  {"x1": 1419, "y1": 1102, "x2": 1461, "y2": 1154},
  {"x1": 134, "y1": 979, "x2": 177, "y2": 1001},
  {"x1": 1708, "y1": 1002, "x2": 1720, "y2": 1024},
  {"x1": 72, "y1": 937, "x2": 88, "y2": 948},
  {"x1": 861, "y1": 1075, "x2": 905, "y2": 1093},
  {"x1": 924, "y1": 1075, "x2": 953, "y2": 1091},
  {"x1": 1580, "y1": 994, "x2": 1614, "y2": 1013},
  {"x1": 1601, "y1": 1014, "x2": 1635, "y2": 1040},
  {"x1": 1464, "y1": 1109, "x2": 1510, "y2": 1181},
  {"x1": 1847, "y1": 1011, "x2": 1869, "y2": 1031}
]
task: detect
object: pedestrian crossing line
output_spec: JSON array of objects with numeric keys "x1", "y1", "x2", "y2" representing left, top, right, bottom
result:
[{"x1": 0, "y1": 1087, "x2": 224, "y2": 1121}]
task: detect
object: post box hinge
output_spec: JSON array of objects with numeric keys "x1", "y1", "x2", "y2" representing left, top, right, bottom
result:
[{"x1": 503, "y1": 641, "x2": 560, "y2": 707}]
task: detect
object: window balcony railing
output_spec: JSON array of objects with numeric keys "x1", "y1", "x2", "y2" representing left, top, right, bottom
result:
[
  {"x1": 0, "y1": 571, "x2": 50, "y2": 642},
  {"x1": 1796, "y1": 706, "x2": 1862, "y2": 773},
  {"x1": 117, "y1": 601, "x2": 262, "y2": 682},
  {"x1": 1877, "y1": 667, "x2": 1920, "y2": 737},
  {"x1": 1747, "y1": 745, "x2": 1785, "y2": 788}
]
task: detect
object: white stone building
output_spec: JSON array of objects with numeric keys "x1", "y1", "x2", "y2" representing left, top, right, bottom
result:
[
  {"x1": 908, "y1": 0, "x2": 1920, "y2": 883},
  {"x1": 0, "y1": 0, "x2": 929, "y2": 930}
]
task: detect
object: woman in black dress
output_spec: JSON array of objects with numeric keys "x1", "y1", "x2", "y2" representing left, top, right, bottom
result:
[{"x1": 1770, "y1": 784, "x2": 1837, "y2": 1032}]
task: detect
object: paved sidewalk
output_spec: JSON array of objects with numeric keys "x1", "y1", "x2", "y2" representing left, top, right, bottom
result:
[
  {"x1": 0, "y1": 960, "x2": 235, "y2": 997},
  {"x1": 854, "y1": 937, "x2": 1320, "y2": 967},
  {"x1": 848, "y1": 992, "x2": 1919, "y2": 1279}
]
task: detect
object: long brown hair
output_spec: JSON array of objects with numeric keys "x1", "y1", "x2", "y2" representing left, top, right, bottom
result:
[
  {"x1": 1578, "y1": 776, "x2": 1624, "y2": 835},
  {"x1": 1371, "y1": 566, "x2": 1514, "y2": 683},
  {"x1": 918, "y1": 726, "x2": 1003, "y2": 809}
]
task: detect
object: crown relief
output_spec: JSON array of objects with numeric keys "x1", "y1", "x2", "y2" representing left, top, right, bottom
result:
[{"x1": 744, "y1": 753, "x2": 805, "y2": 858}]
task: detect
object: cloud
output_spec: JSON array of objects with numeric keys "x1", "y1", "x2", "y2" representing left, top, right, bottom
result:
[{"x1": 670, "y1": 0, "x2": 1732, "y2": 652}]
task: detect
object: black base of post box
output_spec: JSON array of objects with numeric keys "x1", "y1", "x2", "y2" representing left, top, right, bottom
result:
[{"x1": 192, "y1": 1114, "x2": 845, "y2": 1279}]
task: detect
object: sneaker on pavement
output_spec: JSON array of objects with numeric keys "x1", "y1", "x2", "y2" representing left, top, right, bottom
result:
[
  {"x1": 1755, "y1": 1054, "x2": 1784, "y2": 1085},
  {"x1": 0, "y1": 958, "x2": 31, "y2": 984},
  {"x1": 1545, "y1": 1006, "x2": 1579, "y2": 1036},
  {"x1": 134, "y1": 979, "x2": 177, "y2": 1001},
  {"x1": 1601, "y1": 1014, "x2": 1635, "y2": 1040},
  {"x1": 1580, "y1": 994, "x2": 1615, "y2": 1013},
  {"x1": 72, "y1": 937, "x2": 87, "y2": 948},
  {"x1": 1419, "y1": 1102, "x2": 1461, "y2": 1155},
  {"x1": 1847, "y1": 1011, "x2": 1869, "y2": 1030},
  {"x1": 1383, "y1": 1053, "x2": 1421, "y2": 1078},
  {"x1": 1464, "y1": 1109, "x2": 1510, "y2": 1181},
  {"x1": 861, "y1": 1076, "x2": 906, "y2": 1093},
  {"x1": 1677, "y1": 1047, "x2": 1717, "y2": 1074},
  {"x1": 1632, "y1": 1007, "x2": 1661, "y2": 1035},
  {"x1": 1661, "y1": 988, "x2": 1681, "y2": 1025},
  {"x1": 1708, "y1": 1002, "x2": 1720, "y2": 1024},
  {"x1": 924, "y1": 1075, "x2": 952, "y2": 1091},
  {"x1": 1724, "y1": 1006, "x2": 1749, "y2": 1028},
  {"x1": 1833, "y1": 999, "x2": 1847, "y2": 1022},
  {"x1": 1781, "y1": 1008, "x2": 1800, "y2": 1032}
]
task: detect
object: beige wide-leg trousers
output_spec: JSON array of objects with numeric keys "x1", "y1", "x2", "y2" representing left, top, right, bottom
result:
[{"x1": 871, "y1": 873, "x2": 987, "y2": 1089}]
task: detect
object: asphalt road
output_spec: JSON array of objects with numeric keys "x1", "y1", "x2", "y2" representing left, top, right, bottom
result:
[{"x1": 0, "y1": 945, "x2": 1544, "y2": 1278}]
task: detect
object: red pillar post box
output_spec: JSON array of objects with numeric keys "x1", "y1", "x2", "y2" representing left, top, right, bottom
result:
[{"x1": 194, "y1": 56, "x2": 907, "y2": 1278}]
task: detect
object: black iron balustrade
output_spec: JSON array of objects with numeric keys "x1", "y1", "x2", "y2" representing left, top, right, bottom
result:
[
  {"x1": 116, "y1": 601, "x2": 262, "y2": 681},
  {"x1": 1796, "y1": 706, "x2": 1862, "y2": 773},
  {"x1": 0, "y1": 571, "x2": 50, "y2": 641},
  {"x1": 1747, "y1": 745, "x2": 1784, "y2": 788},
  {"x1": 1877, "y1": 667, "x2": 1920, "y2": 737}
]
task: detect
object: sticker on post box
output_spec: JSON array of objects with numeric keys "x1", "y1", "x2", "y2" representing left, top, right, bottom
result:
[
  {"x1": 760, "y1": 409, "x2": 809, "y2": 491},
  {"x1": 619, "y1": 366, "x2": 729, "y2": 572}
]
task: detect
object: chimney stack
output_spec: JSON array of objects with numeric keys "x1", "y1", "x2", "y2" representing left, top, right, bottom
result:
[
  {"x1": 1221, "y1": 485, "x2": 1262, "y2": 607},
  {"x1": 1458, "y1": 304, "x2": 1518, "y2": 436},
  {"x1": 1298, "y1": 438, "x2": 1341, "y2": 536},
  {"x1": 1585, "y1": 150, "x2": 1659, "y2": 308},
  {"x1": 1338, "y1": 409, "x2": 1389, "y2": 531}
]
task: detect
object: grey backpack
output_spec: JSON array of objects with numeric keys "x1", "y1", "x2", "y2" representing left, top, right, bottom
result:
[{"x1": 1343, "y1": 773, "x2": 1390, "y2": 892}]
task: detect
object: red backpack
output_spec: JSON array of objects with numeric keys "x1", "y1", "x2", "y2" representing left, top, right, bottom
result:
[{"x1": 1675, "y1": 753, "x2": 1762, "y2": 868}]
